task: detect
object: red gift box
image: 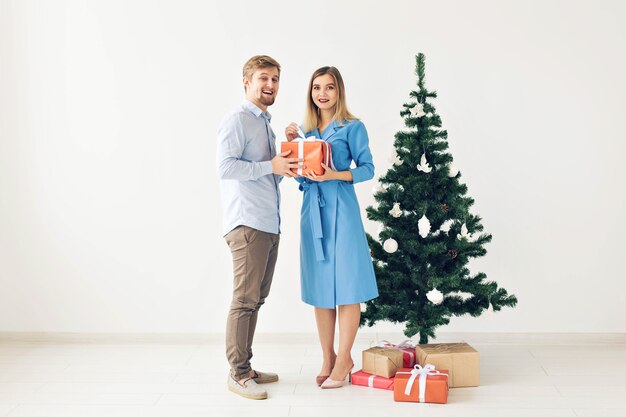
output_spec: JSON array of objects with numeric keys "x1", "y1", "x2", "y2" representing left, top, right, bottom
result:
[
  {"x1": 280, "y1": 138, "x2": 332, "y2": 176},
  {"x1": 393, "y1": 365, "x2": 449, "y2": 404},
  {"x1": 379, "y1": 340, "x2": 416, "y2": 368},
  {"x1": 351, "y1": 370, "x2": 394, "y2": 390}
]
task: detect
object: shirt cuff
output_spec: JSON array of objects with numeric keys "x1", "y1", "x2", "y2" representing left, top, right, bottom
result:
[{"x1": 259, "y1": 160, "x2": 273, "y2": 178}]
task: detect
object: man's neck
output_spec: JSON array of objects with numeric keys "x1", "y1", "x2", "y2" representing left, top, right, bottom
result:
[{"x1": 246, "y1": 97, "x2": 267, "y2": 113}]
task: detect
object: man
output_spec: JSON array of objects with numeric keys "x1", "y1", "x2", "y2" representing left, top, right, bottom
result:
[{"x1": 216, "y1": 55, "x2": 301, "y2": 400}]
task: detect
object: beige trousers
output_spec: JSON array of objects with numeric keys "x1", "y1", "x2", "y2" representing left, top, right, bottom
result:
[{"x1": 224, "y1": 225, "x2": 279, "y2": 380}]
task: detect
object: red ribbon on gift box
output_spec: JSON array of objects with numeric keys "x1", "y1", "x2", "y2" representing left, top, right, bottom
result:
[{"x1": 378, "y1": 339, "x2": 416, "y2": 368}]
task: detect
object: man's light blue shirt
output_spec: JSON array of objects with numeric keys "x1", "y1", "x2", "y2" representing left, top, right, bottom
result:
[{"x1": 216, "y1": 100, "x2": 281, "y2": 236}]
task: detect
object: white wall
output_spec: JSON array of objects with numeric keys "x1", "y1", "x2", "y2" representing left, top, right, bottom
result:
[{"x1": 1, "y1": 0, "x2": 625, "y2": 335}]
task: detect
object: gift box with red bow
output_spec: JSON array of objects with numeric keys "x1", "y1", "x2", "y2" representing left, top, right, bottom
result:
[
  {"x1": 379, "y1": 340, "x2": 416, "y2": 368},
  {"x1": 362, "y1": 346, "x2": 404, "y2": 378}
]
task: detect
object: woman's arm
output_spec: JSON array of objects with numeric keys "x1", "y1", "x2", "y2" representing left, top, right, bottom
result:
[
  {"x1": 346, "y1": 121, "x2": 375, "y2": 184},
  {"x1": 306, "y1": 165, "x2": 352, "y2": 182},
  {"x1": 305, "y1": 120, "x2": 375, "y2": 183}
]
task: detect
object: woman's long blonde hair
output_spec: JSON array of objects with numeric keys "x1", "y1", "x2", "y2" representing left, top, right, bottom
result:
[{"x1": 303, "y1": 66, "x2": 357, "y2": 133}]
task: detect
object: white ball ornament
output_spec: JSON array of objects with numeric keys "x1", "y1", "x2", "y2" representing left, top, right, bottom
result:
[
  {"x1": 383, "y1": 238, "x2": 398, "y2": 253},
  {"x1": 426, "y1": 288, "x2": 444, "y2": 305}
]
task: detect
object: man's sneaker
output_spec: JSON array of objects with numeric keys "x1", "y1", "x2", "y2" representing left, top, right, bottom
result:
[
  {"x1": 251, "y1": 370, "x2": 279, "y2": 384},
  {"x1": 227, "y1": 374, "x2": 267, "y2": 400}
]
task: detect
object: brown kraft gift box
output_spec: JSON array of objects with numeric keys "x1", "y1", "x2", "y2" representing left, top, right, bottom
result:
[
  {"x1": 414, "y1": 342, "x2": 479, "y2": 387},
  {"x1": 362, "y1": 346, "x2": 405, "y2": 378}
]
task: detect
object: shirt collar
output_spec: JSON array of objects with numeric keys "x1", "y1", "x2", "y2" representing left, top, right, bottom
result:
[{"x1": 242, "y1": 99, "x2": 272, "y2": 122}]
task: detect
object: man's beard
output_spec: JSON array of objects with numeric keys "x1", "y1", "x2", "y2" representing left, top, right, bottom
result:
[{"x1": 259, "y1": 93, "x2": 275, "y2": 106}]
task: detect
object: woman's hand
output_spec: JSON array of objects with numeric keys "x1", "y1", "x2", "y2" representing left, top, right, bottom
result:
[
  {"x1": 285, "y1": 122, "x2": 299, "y2": 141},
  {"x1": 305, "y1": 163, "x2": 336, "y2": 182}
]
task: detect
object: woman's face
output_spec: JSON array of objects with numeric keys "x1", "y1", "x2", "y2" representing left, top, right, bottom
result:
[{"x1": 311, "y1": 74, "x2": 338, "y2": 112}]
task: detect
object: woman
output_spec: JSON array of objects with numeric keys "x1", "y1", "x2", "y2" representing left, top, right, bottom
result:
[{"x1": 285, "y1": 66, "x2": 378, "y2": 389}]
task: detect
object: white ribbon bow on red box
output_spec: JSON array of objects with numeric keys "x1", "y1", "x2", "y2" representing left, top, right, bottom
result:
[{"x1": 396, "y1": 364, "x2": 448, "y2": 402}]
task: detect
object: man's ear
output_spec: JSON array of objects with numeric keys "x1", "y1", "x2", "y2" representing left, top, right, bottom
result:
[{"x1": 243, "y1": 76, "x2": 249, "y2": 91}]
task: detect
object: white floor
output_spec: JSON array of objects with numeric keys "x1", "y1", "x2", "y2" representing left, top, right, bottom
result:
[{"x1": 1, "y1": 333, "x2": 625, "y2": 417}]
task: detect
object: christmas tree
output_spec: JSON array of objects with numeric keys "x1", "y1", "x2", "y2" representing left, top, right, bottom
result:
[{"x1": 362, "y1": 53, "x2": 517, "y2": 344}]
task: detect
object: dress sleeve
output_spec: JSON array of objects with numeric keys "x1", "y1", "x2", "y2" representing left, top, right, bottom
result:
[{"x1": 347, "y1": 121, "x2": 375, "y2": 184}]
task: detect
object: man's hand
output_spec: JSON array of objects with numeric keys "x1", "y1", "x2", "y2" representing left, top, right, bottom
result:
[
  {"x1": 285, "y1": 122, "x2": 299, "y2": 141},
  {"x1": 272, "y1": 150, "x2": 304, "y2": 177}
]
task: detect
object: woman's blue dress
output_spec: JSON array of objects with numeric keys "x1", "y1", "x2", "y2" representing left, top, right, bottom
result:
[{"x1": 297, "y1": 119, "x2": 378, "y2": 308}]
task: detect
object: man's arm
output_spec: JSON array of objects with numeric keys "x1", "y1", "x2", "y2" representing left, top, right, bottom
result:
[{"x1": 216, "y1": 113, "x2": 273, "y2": 181}]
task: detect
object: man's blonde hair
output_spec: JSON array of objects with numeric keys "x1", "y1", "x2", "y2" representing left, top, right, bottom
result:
[{"x1": 242, "y1": 55, "x2": 281, "y2": 88}]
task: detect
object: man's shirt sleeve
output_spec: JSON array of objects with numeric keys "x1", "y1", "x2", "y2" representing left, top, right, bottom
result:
[{"x1": 216, "y1": 113, "x2": 273, "y2": 181}]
